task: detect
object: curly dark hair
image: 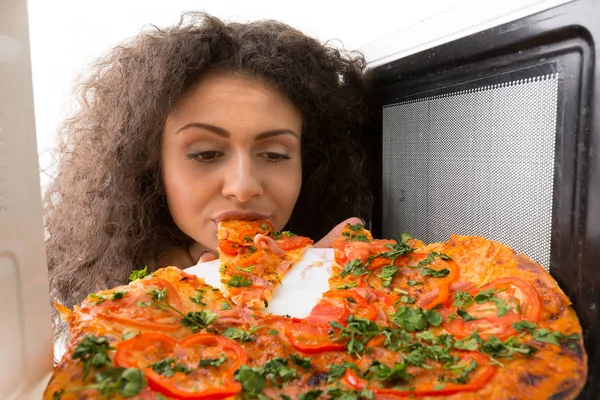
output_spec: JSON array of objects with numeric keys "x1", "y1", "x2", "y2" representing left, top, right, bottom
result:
[{"x1": 45, "y1": 12, "x2": 372, "y2": 313}]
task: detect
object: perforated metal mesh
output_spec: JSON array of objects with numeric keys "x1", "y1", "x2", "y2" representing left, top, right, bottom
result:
[{"x1": 382, "y1": 74, "x2": 558, "y2": 270}]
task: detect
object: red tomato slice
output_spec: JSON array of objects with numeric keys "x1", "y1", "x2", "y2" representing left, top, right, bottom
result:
[
  {"x1": 333, "y1": 239, "x2": 397, "y2": 265},
  {"x1": 441, "y1": 277, "x2": 541, "y2": 339},
  {"x1": 84, "y1": 278, "x2": 185, "y2": 332},
  {"x1": 276, "y1": 235, "x2": 313, "y2": 250},
  {"x1": 343, "y1": 351, "x2": 496, "y2": 396},
  {"x1": 115, "y1": 332, "x2": 247, "y2": 399},
  {"x1": 218, "y1": 240, "x2": 240, "y2": 256},
  {"x1": 284, "y1": 319, "x2": 346, "y2": 354},
  {"x1": 322, "y1": 290, "x2": 378, "y2": 321},
  {"x1": 305, "y1": 298, "x2": 351, "y2": 325}
]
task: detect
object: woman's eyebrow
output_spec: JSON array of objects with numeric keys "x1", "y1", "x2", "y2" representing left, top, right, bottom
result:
[
  {"x1": 255, "y1": 129, "x2": 299, "y2": 140},
  {"x1": 176, "y1": 122, "x2": 299, "y2": 140},
  {"x1": 176, "y1": 122, "x2": 229, "y2": 137}
]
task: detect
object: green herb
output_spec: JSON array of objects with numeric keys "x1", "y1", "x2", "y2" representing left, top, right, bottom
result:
[
  {"x1": 380, "y1": 328, "x2": 415, "y2": 351},
  {"x1": 398, "y1": 295, "x2": 416, "y2": 304},
  {"x1": 377, "y1": 266, "x2": 399, "y2": 287},
  {"x1": 93, "y1": 367, "x2": 146, "y2": 397},
  {"x1": 128, "y1": 266, "x2": 151, "y2": 281},
  {"x1": 339, "y1": 259, "x2": 369, "y2": 278},
  {"x1": 327, "y1": 388, "x2": 374, "y2": 399},
  {"x1": 366, "y1": 236, "x2": 414, "y2": 266},
  {"x1": 181, "y1": 310, "x2": 218, "y2": 332},
  {"x1": 150, "y1": 357, "x2": 193, "y2": 377},
  {"x1": 348, "y1": 223, "x2": 363, "y2": 232},
  {"x1": 234, "y1": 365, "x2": 266, "y2": 395},
  {"x1": 88, "y1": 291, "x2": 128, "y2": 304},
  {"x1": 367, "y1": 360, "x2": 413, "y2": 385},
  {"x1": 421, "y1": 267, "x2": 450, "y2": 278},
  {"x1": 298, "y1": 390, "x2": 323, "y2": 400},
  {"x1": 476, "y1": 334, "x2": 536, "y2": 358},
  {"x1": 226, "y1": 274, "x2": 253, "y2": 287},
  {"x1": 121, "y1": 331, "x2": 139, "y2": 341},
  {"x1": 425, "y1": 309, "x2": 443, "y2": 326},
  {"x1": 456, "y1": 307, "x2": 476, "y2": 321},
  {"x1": 221, "y1": 301, "x2": 232, "y2": 310},
  {"x1": 327, "y1": 361, "x2": 360, "y2": 383},
  {"x1": 72, "y1": 335, "x2": 113, "y2": 379},
  {"x1": 513, "y1": 320, "x2": 537, "y2": 332},
  {"x1": 199, "y1": 355, "x2": 227, "y2": 367},
  {"x1": 407, "y1": 280, "x2": 423, "y2": 286},
  {"x1": 448, "y1": 358, "x2": 477, "y2": 384},
  {"x1": 237, "y1": 265, "x2": 256, "y2": 273},
  {"x1": 269, "y1": 329, "x2": 279, "y2": 336},
  {"x1": 532, "y1": 329, "x2": 580, "y2": 345},
  {"x1": 189, "y1": 290, "x2": 206, "y2": 306},
  {"x1": 223, "y1": 327, "x2": 256, "y2": 343},
  {"x1": 146, "y1": 287, "x2": 167, "y2": 302},
  {"x1": 351, "y1": 234, "x2": 370, "y2": 242},
  {"x1": 291, "y1": 354, "x2": 312, "y2": 371},
  {"x1": 242, "y1": 235, "x2": 254, "y2": 243},
  {"x1": 330, "y1": 316, "x2": 380, "y2": 356},
  {"x1": 336, "y1": 282, "x2": 359, "y2": 290},
  {"x1": 416, "y1": 252, "x2": 452, "y2": 268},
  {"x1": 453, "y1": 291, "x2": 474, "y2": 308},
  {"x1": 391, "y1": 306, "x2": 428, "y2": 332}
]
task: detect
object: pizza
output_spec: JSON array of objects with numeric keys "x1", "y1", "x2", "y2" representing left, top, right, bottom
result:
[
  {"x1": 217, "y1": 219, "x2": 313, "y2": 309},
  {"x1": 45, "y1": 222, "x2": 588, "y2": 399}
]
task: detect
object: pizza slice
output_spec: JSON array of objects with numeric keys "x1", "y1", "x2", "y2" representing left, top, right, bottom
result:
[{"x1": 216, "y1": 219, "x2": 313, "y2": 309}]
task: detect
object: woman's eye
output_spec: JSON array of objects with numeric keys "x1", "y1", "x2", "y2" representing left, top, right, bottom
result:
[
  {"x1": 188, "y1": 151, "x2": 223, "y2": 161},
  {"x1": 261, "y1": 152, "x2": 291, "y2": 161}
]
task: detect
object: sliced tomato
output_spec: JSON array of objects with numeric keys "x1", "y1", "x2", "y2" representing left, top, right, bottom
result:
[
  {"x1": 85, "y1": 278, "x2": 185, "y2": 332},
  {"x1": 322, "y1": 290, "x2": 378, "y2": 321},
  {"x1": 284, "y1": 319, "x2": 346, "y2": 354},
  {"x1": 276, "y1": 235, "x2": 313, "y2": 250},
  {"x1": 343, "y1": 351, "x2": 496, "y2": 396},
  {"x1": 305, "y1": 298, "x2": 351, "y2": 325},
  {"x1": 234, "y1": 247, "x2": 262, "y2": 266},
  {"x1": 218, "y1": 240, "x2": 240, "y2": 256},
  {"x1": 441, "y1": 277, "x2": 541, "y2": 339},
  {"x1": 333, "y1": 239, "x2": 397, "y2": 266},
  {"x1": 115, "y1": 332, "x2": 246, "y2": 399}
]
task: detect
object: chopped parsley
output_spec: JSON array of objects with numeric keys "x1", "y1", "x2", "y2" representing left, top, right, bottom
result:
[
  {"x1": 226, "y1": 274, "x2": 253, "y2": 287},
  {"x1": 88, "y1": 291, "x2": 128, "y2": 304},
  {"x1": 128, "y1": 266, "x2": 152, "y2": 281},
  {"x1": 199, "y1": 355, "x2": 227, "y2": 368},
  {"x1": 377, "y1": 266, "x2": 399, "y2": 287},
  {"x1": 72, "y1": 335, "x2": 113, "y2": 379},
  {"x1": 223, "y1": 327, "x2": 256, "y2": 343},
  {"x1": 421, "y1": 267, "x2": 450, "y2": 278},
  {"x1": 181, "y1": 310, "x2": 218, "y2": 332},
  {"x1": 339, "y1": 259, "x2": 369, "y2": 278},
  {"x1": 150, "y1": 357, "x2": 193, "y2": 377},
  {"x1": 329, "y1": 316, "x2": 380, "y2": 356},
  {"x1": 189, "y1": 289, "x2": 206, "y2": 306}
]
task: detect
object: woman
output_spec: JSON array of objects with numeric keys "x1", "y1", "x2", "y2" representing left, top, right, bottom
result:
[{"x1": 45, "y1": 12, "x2": 372, "y2": 315}]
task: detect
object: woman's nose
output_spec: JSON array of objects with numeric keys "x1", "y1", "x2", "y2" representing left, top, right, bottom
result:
[{"x1": 221, "y1": 155, "x2": 263, "y2": 202}]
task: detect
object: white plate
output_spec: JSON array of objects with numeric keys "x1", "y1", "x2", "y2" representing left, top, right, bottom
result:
[{"x1": 184, "y1": 248, "x2": 334, "y2": 318}]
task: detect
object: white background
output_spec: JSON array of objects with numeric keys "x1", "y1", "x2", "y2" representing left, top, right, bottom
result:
[{"x1": 27, "y1": 0, "x2": 571, "y2": 190}]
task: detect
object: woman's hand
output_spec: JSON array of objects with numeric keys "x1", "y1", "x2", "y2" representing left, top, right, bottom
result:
[{"x1": 313, "y1": 217, "x2": 365, "y2": 248}]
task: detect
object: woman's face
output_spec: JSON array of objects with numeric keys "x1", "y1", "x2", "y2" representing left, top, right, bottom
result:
[{"x1": 161, "y1": 70, "x2": 303, "y2": 252}]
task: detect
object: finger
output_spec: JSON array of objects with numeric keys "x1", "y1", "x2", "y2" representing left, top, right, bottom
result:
[
  {"x1": 198, "y1": 251, "x2": 217, "y2": 263},
  {"x1": 313, "y1": 217, "x2": 364, "y2": 248}
]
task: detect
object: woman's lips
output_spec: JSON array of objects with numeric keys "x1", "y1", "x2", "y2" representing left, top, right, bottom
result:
[{"x1": 213, "y1": 210, "x2": 270, "y2": 222}]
